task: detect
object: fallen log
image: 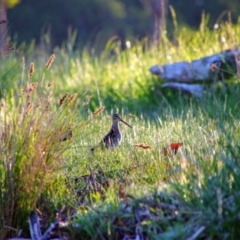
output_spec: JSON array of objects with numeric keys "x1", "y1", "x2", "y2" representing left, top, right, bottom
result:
[{"x1": 149, "y1": 48, "x2": 240, "y2": 97}]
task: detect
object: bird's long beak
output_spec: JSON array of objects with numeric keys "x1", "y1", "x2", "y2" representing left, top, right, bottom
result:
[{"x1": 118, "y1": 117, "x2": 132, "y2": 128}]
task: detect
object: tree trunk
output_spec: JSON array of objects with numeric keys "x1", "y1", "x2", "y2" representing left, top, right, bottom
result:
[
  {"x1": 0, "y1": 1, "x2": 7, "y2": 52},
  {"x1": 151, "y1": 0, "x2": 168, "y2": 44}
]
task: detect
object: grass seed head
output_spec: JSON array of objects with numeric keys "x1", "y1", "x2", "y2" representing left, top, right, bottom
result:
[
  {"x1": 67, "y1": 93, "x2": 77, "y2": 106},
  {"x1": 59, "y1": 93, "x2": 69, "y2": 106},
  {"x1": 46, "y1": 54, "x2": 56, "y2": 70},
  {"x1": 93, "y1": 106, "x2": 105, "y2": 117},
  {"x1": 29, "y1": 63, "x2": 35, "y2": 78}
]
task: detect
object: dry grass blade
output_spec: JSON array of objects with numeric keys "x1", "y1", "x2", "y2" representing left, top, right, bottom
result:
[
  {"x1": 93, "y1": 106, "x2": 105, "y2": 117},
  {"x1": 46, "y1": 54, "x2": 56, "y2": 70},
  {"x1": 134, "y1": 143, "x2": 153, "y2": 150}
]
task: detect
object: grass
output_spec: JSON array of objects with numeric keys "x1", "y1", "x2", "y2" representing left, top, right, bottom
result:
[{"x1": 0, "y1": 18, "x2": 240, "y2": 239}]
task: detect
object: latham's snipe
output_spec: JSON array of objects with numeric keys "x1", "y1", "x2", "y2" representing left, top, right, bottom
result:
[{"x1": 91, "y1": 113, "x2": 132, "y2": 151}]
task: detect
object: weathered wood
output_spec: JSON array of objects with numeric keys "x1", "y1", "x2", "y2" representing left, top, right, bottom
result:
[
  {"x1": 162, "y1": 82, "x2": 204, "y2": 98},
  {"x1": 29, "y1": 210, "x2": 59, "y2": 240},
  {"x1": 149, "y1": 48, "x2": 240, "y2": 97},
  {"x1": 150, "y1": 49, "x2": 239, "y2": 83}
]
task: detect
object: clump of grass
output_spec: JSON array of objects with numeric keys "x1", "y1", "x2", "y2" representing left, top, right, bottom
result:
[{"x1": 0, "y1": 63, "x2": 81, "y2": 239}]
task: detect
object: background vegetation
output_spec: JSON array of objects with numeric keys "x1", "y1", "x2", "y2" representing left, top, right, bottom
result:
[{"x1": 5, "y1": 0, "x2": 240, "y2": 50}]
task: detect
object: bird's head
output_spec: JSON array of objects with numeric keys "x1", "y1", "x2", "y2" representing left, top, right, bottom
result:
[{"x1": 112, "y1": 113, "x2": 132, "y2": 128}]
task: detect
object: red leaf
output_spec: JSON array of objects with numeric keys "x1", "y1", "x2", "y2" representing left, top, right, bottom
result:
[{"x1": 163, "y1": 142, "x2": 183, "y2": 155}]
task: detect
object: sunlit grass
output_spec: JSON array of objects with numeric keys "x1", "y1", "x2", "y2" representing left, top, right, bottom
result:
[
  {"x1": 11, "y1": 18, "x2": 237, "y2": 113},
  {"x1": 68, "y1": 105, "x2": 240, "y2": 239},
  {"x1": 0, "y1": 19, "x2": 240, "y2": 239}
]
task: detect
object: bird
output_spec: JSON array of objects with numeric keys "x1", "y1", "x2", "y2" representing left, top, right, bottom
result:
[{"x1": 91, "y1": 113, "x2": 132, "y2": 151}]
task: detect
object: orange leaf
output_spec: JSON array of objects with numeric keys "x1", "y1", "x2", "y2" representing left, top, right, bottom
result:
[
  {"x1": 170, "y1": 142, "x2": 183, "y2": 150},
  {"x1": 163, "y1": 142, "x2": 183, "y2": 155}
]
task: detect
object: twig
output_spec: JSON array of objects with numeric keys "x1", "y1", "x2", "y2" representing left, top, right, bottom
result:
[
  {"x1": 186, "y1": 226, "x2": 206, "y2": 240},
  {"x1": 29, "y1": 211, "x2": 42, "y2": 240},
  {"x1": 29, "y1": 210, "x2": 59, "y2": 240}
]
